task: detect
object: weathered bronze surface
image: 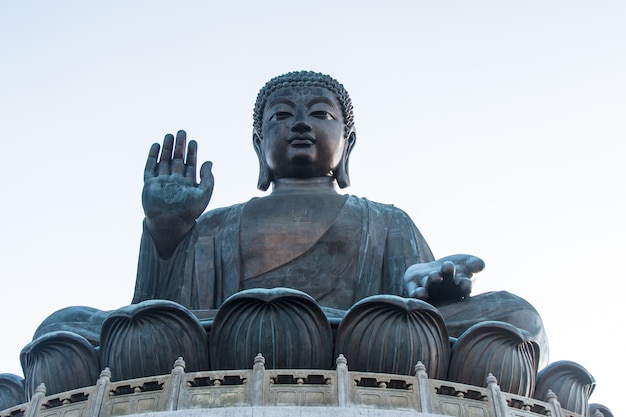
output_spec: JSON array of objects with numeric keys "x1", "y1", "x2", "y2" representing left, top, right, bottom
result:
[
  {"x1": 0, "y1": 71, "x2": 609, "y2": 417},
  {"x1": 20, "y1": 331, "x2": 100, "y2": 400},
  {"x1": 210, "y1": 288, "x2": 333, "y2": 370},
  {"x1": 534, "y1": 361, "x2": 596, "y2": 417},
  {"x1": 0, "y1": 374, "x2": 24, "y2": 411},
  {"x1": 99, "y1": 300, "x2": 210, "y2": 382},
  {"x1": 131, "y1": 70, "x2": 547, "y2": 363},
  {"x1": 334, "y1": 295, "x2": 450, "y2": 379},
  {"x1": 447, "y1": 320, "x2": 538, "y2": 397}
]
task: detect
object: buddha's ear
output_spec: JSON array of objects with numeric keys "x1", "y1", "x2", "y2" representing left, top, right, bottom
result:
[
  {"x1": 253, "y1": 131, "x2": 272, "y2": 191},
  {"x1": 335, "y1": 130, "x2": 356, "y2": 189}
]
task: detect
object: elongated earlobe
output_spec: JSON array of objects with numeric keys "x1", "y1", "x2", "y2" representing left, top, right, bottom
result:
[
  {"x1": 335, "y1": 131, "x2": 356, "y2": 189},
  {"x1": 257, "y1": 164, "x2": 272, "y2": 191},
  {"x1": 253, "y1": 132, "x2": 272, "y2": 191},
  {"x1": 335, "y1": 161, "x2": 350, "y2": 188}
]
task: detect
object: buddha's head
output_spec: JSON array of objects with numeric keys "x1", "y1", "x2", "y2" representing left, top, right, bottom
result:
[{"x1": 253, "y1": 71, "x2": 356, "y2": 190}]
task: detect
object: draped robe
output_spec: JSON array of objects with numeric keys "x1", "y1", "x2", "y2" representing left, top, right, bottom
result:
[
  {"x1": 35, "y1": 194, "x2": 547, "y2": 366},
  {"x1": 133, "y1": 195, "x2": 435, "y2": 311}
]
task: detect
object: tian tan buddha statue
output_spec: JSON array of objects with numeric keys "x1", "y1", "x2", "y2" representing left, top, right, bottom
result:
[{"x1": 12, "y1": 71, "x2": 601, "y2": 416}]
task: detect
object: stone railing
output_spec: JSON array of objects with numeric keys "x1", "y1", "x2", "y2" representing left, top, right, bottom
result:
[{"x1": 0, "y1": 355, "x2": 582, "y2": 417}]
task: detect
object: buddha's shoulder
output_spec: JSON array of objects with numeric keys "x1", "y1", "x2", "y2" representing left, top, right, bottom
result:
[
  {"x1": 193, "y1": 196, "x2": 410, "y2": 234},
  {"x1": 195, "y1": 202, "x2": 248, "y2": 234},
  {"x1": 345, "y1": 195, "x2": 406, "y2": 215},
  {"x1": 347, "y1": 196, "x2": 421, "y2": 231}
]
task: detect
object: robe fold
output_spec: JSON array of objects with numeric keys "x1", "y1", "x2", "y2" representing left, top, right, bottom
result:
[
  {"x1": 36, "y1": 195, "x2": 547, "y2": 367},
  {"x1": 133, "y1": 195, "x2": 435, "y2": 311}
]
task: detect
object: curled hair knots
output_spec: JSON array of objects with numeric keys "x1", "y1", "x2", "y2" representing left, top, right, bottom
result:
[{"x1": 253, "y1": 71, "x2": 355, "y2": 139}]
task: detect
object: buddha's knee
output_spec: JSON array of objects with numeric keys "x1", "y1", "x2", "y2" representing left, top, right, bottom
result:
[
  {"x1": 335, "y1": 295, "x2": 451, "y2": 378},
  {"x1": 33, "y1": 306, "x2": 109, "y2": 346},
  {"x1": 100, "y1": 300, "x2": 209, "y2": 380},
  {"x1": 436, "y1": 291, "x2": 549, "y2": 367},
  {"x1": 20, "y1": 331, "x2": 101, "y2": 399},
  {"x1": 448, "y1": 320, "x2": 540, "y2": 396}
]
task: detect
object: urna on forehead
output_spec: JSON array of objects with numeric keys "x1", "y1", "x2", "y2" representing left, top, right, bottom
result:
[{"x1": 253, "y1": 71, "x2": 355, "y2": 137}]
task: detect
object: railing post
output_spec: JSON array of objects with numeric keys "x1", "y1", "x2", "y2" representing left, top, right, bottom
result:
[
  {"x1": 591, "y1": 408, "x2": 604, "y2": 417},
  {"x1": 250, "y1": 353, "x2": 266, "y2": 406},
  {"x1": 486, "y1": 373, "x2": 509, "y2": 417},
  {"x1": 165, "y1": 357, "x2": 186, "y2": 411},
  {"x1": 336, "y1": 354, "x2": 350, "y2": 408},
  {"x1": 414, "y1": 361, "x2": 434, "y2": 413},
  {"x1": 545, "y1": 389, "x2": 565, "y2": 417},
  {"x1": 86, "y1": 368, "x2": 112, "y2": 417},
  {"x1": 24, "y1": 384, "x2": 46, "y2": 417}
]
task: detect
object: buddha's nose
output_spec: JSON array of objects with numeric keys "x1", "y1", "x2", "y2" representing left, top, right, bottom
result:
[{"x1": 291, "y1": 120, "x2": 312, "y2": 134}]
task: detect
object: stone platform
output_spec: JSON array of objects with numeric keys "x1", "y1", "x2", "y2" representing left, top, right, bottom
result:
[{"x1": 0, "y1": 355, "x2": 582, "y2": 417}]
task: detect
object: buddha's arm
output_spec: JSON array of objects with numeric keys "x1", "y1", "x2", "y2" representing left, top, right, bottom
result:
[
  {"x1": 385, "y1": 208, "x2": 485, "y2": 302},
  {"x1": 382, "y1": 208, "x2": 436, "y2": 296},
  {"x1": 133, "y1": 221, "x2": 199, "y2": 307}
]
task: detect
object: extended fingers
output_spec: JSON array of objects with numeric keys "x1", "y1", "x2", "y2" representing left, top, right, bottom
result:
[
  {"x1": 423, "y1": 270, "x2": 443, "y2": 289},
  {"x1": 144, "y1": 143, "x2": 161, "y2": 180},
  {"x1": 154, "y1": 131, "x2": 195, "y2": 177},
  {"x1": 198, "y1": 161, "x2": 214, "y2": 192},
  {"x1": 157, "y1": 134, "x2": 175, "y2": 176},
  {"x1": 441, "y1": 260, "x2": 455, "y2": 276},
  {"x1": 455, "y1": 276, "x2": 473, "y2": 298},
  {"x1": 185, "y1": 140, "x2": 198, "y2": 179},
  {"x1": 465, "y1": 255, "x2": 485, "y2": 274},
  {"x1": 409, "y1": 286, "x2": 429, "y2": 301},
  {"x1": 403, "y1": 264, "x2": 442, "y2": 300},
  {"x1": 171, "y1": 130, "x2": 187, "y2": 175},
  {"x1": 404, "y1": 275, "x2": 429, "y2": 300}
]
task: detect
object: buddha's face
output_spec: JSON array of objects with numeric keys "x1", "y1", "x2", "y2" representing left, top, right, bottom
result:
[{"x1": 257, "y1": 86, "x2": 348, "y2": 181}]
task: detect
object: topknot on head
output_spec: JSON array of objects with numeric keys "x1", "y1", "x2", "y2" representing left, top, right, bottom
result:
[{"x1": 253, "y1": 71, "x2": 355, "y2": 138}]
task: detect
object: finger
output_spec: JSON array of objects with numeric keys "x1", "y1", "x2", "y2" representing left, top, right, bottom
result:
[
  {"x1": 185, "y1": 140, "x2": 198, "y2": 180},
  {"x1": 423, "y1": 270, "x2": 442, "y2": 289},
  {"x1": 144, "y1": 143, "x2": 160, "y2": 181},
  {"x1": 171, "y1": 130, "x2": 187, "y2": 175},
  {"x1": 405, "y1": 280, "x2": 417, "y2": 297},
  {"x1": 441, "y1": 260, "x2": 456, "y2": 279},
  {"x1": 409, "y1": 287, "x2": 429, "y2": 301},
  {"x1": 456, "y1": 276, "x2": 473, "y2": 298},
  {"x1": 403, "y1": 263, "x2": 430, "y2": 282},
  {"x1": 453, "y1": 272, "x2": 468, "y2": 286},
  {"x1": 198, "y1": 161, "x2": 214, "y2": 192},
  {"x1": 465, "y1": 256, "x2": 485, "y2": 274},
  {"x1": 158, "y1": 134, "x2": 175, "y2": 176}
]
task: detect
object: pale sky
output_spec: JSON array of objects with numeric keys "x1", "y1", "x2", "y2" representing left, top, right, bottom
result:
[{"x1": 1, "y1": 1, "x2": 624, "y2": 414}]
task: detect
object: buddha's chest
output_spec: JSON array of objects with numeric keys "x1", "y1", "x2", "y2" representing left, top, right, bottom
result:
[{"x1": 240, "y1": 194, "x2": 347, "y2": 278}]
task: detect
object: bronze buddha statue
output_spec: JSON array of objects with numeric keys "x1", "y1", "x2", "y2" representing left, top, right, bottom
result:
[{"x1": 20, "y1": 71, "x2": 557, "y2": 405}]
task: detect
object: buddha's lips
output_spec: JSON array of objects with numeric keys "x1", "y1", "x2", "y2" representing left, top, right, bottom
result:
[{"x1": 288, "y1": 135, "x2": 316, "y2": 145}]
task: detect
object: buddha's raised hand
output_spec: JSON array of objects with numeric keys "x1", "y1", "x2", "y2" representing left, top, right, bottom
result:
[
  {"x1": 142, "y1": 130, "x2": 214, "y2": 258},
  {"x1": 403, "y1": 254, "x2": 485, "y2": 303}
]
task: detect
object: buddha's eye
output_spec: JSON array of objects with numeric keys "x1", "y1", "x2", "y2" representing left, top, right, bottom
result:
[
  {"x1": 270, "y1": 111, "x2": 293, "y2": 121},
  {"x1": 310, "y1": 110, "x2": 335, "y2": 120}
]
